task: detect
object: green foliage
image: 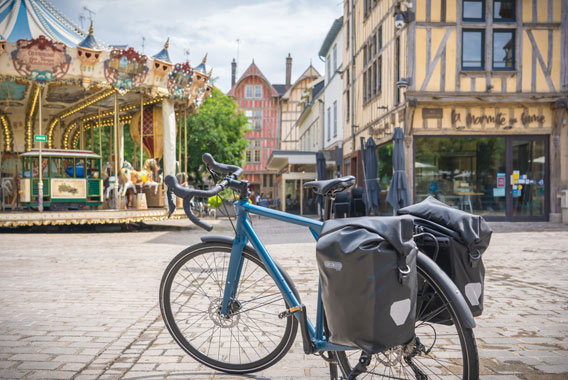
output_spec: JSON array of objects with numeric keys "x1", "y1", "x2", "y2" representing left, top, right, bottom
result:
[
  {"x1": 208, "y1": 195, "x2": 222, "y2": 208},
  {"x1": 183, "y1": 87, "x2": 248, "y2": 183}
]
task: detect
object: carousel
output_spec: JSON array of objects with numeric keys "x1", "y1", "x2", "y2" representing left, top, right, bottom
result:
[{"x1": 0, "y1": 0, "x2": 212, "y2": 226}]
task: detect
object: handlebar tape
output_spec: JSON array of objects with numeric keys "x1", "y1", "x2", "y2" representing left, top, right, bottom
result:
[{"x1": 202, "y1": 153, "x2": 243, "y2": 178}]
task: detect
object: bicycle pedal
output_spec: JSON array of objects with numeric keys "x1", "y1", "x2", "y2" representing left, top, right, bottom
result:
[{"x1": 278, "y1": 305, "x2": 301, "y2": 319}]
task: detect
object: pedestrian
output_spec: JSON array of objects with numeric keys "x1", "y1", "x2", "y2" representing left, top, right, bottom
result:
[{"x1": 255, "y1": 192, "x2": 261, "y2": 205}]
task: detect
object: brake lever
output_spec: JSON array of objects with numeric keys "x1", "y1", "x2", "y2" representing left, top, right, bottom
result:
[
  {"x1": 166, "y1": 189, "x2": 176, "y2": 217},
  {"x1": 183, "y1": 197, "x2": 213, "y2": 232}
]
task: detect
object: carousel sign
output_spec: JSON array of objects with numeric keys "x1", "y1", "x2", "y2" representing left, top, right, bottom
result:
[
  {"x1": 11, "y1": 35, "x2": 71, "y2": 83},
  {"x1": 104, "y1": 47, "x2": 149, "y2": 93}
]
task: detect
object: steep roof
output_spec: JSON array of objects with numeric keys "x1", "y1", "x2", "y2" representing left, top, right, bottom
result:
[
  {"x1": 0, "y1": 0, "x2": 86, "y2": 45},
  {"x1": 272, "y1": 84, "x2": 287, "y2": 96},
  {"x1": 318, "y1": 17, "x2": 343, "y2": 58},
  {"x1": 281, "y1": 64, "x2": 321, "y2": 100},
  {"x1": 227, "y1": 61, "x2": 279, "y2": 97}
]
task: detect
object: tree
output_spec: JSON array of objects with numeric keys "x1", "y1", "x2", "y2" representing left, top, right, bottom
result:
[{"x1": 184, "y1": 87, "x2": 248, "y2": 183}]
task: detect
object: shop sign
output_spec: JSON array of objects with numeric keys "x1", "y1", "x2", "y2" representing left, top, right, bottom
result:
[
  {"x1": 422, "y1": 108, "x2": 443, "y2": 119},
  {"x1": 11, "y1": 36, "x2": 71, "y2": 83},
  {"x1": 451, "y1": 110, "x2": 545, "y2": 127}
]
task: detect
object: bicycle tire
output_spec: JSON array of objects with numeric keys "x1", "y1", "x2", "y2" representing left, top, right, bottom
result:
[
  {"x1": 159, "y1": 241, "x2": 298, "y2": 374},
  {"x1": 335, "y1": 252, "x2": 479, "y2": 379}
]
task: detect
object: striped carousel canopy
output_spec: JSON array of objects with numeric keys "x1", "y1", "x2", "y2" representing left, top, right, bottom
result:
[{"x1": 0, "y1": 0, "x2": 86, "y2": 46}]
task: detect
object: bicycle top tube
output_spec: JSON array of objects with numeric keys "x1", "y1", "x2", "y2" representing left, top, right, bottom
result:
[{"x1": 239, "y1": 200, "x2": 323, "y2": 238}]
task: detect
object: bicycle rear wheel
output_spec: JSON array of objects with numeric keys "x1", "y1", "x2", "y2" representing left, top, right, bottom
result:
[
  {"x1": 159, "y1": 242, "x2": 298, "y2": 374},
  {"x1": 335, "y1": 252, "x2": 479, "y2": 379}
]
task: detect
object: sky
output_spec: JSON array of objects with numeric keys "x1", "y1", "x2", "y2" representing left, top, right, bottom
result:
[{"x1": 52, "y1": 0, "x2": 343, "y2": 93}]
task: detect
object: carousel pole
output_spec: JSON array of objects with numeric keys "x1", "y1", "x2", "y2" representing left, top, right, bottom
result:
[
  {"x1": 140, "y1": 93, "x2": 143, "y2": 169},
  {"x1": 37, "y1": 86, "x2": 44, "y2": 213},
  {"x1": 177, "y1": 112, "x2": 181, "y2": 173},
  {"x1": 98, "y1": 106, "x2": 102, "y2": 157},
  {"x1": 90, "y1": 119, "x2": 94, "y2": 151},
  {"x1": 80, "y1": 120, "x2": 85, "y2": 150},
  {"x1": 113, "y1": 92, "x2": 119, "y2": 209},
  {"x1": 184, "y1": 108, "x2": 187, "y2": 175}
]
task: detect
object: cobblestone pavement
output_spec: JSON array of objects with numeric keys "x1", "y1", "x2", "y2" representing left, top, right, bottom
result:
[{"x1": 0, "y1": 218, "x2": 567, "y2": 379}]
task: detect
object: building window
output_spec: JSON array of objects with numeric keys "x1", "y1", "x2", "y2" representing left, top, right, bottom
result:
[
  {"x1": 463, "y1": 0, "x2": 485, "y2": 22},
  {"x1": 246, "y1": 150, "x2": 251, "y2": 163},
  {"x1": 462, "y1": 30, "x2": 484, "y2": 70},
  {"x1": 255, "y1": 85, "x2": 262, "y2": 98},
  {"x1": 327, "y1": 54, "x2": 331, "y2": 80},
  {"x1": 363, "y1": 28, "x2": 382, "y2": 104},
  {"x1": 327, "y1": 107, "x2": 331, "y2": 141},
  {"x1": 333, "y1": 44, "x2": 337, "y2": 73},
  {"x1": 254, "y1": 150, "x2": 260, "y2": 163},
  {"x1": 333, "y1": 101, "x2": 337, "y2": 137},
  {"x1": 493, "y1": 30, "x2": 515, "y2": 70},
  {"x1": 245, "y1": 85, "x2": 253, "y2": 98},
  {"x1": 494, "y1": 0, "x2": 515, "y2": 21},
  {"x1": 395, "y1": 37, "x2": 400, "y2": 105},
  {"x1": 253, "y1": 110, "x2": 262, "y2": 130}
]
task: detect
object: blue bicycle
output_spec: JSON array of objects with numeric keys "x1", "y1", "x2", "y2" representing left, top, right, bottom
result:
[{"x1": 160, "y1": 153, "x2": 479, "y2": 379}]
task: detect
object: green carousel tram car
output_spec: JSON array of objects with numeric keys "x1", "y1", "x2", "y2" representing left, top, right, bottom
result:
[{"x1": 20, "y1": 149, "x2": 103, "y2": 210}]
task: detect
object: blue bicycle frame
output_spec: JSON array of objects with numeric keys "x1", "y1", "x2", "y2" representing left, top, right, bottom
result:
[{"x1": 219, "y1": 199, "x2": 354, "y2": 353}]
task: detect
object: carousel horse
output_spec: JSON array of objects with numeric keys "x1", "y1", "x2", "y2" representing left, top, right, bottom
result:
[
  {"x1": 1, "y1": 177, "x2": 14, "y2": 211},
  {"x1": 119, "y1": 159, "x2": 160, "y2": 198},
  {"x1": 102, "y1": 162, "x2": 123, "y2": 204}
]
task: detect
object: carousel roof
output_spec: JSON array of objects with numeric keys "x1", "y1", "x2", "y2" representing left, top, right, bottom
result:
[
  {"x1": 152, "y1": 38, "x2": 171, "y2": 63},
  {"x1": 194, "y1": 54, "x2": 211, "y2": 75},
  {"x1": 77, "y1": 22, "x2": 101, "y2": 50},
  {"x1": 0, "y1": 0, "x2": 86, "y2": 46}
]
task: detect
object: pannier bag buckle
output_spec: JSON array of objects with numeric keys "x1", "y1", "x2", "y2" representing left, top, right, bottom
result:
[
  {"x1": 398, "y1": 264, "x2": 411, "y2": 284},
  {"x1": 468, "y1": 250, "x2": 481, "y2": 268}
]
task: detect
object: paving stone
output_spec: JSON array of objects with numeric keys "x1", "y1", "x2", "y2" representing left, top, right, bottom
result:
[{"x1": 0, "y1": 220, "x2": 567, "y2": 379}]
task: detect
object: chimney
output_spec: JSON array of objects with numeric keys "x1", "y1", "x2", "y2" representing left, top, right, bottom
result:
[
  {"x1": 231, "y1": 58, "x2": 237, "y2": 88},
  {"x1": 285, "y1": 53, "x2": 292, "y2": 90}
]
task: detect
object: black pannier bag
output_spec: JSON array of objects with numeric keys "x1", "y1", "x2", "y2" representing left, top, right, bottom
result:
[
  {"x1": 398, "y1": 196, "x2": 492, "y2": 318},
  {"x1": 316, "y1": 216, "x2": 418, "y2": 353}
]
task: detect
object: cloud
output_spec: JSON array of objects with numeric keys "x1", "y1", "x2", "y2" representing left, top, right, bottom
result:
[{"x1": 53, "y1": 0, "x2": 342, "y2": 92}]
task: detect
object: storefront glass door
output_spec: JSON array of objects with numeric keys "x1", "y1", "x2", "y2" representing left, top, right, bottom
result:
[{"x1": 507, "y1": 137, "x2": 548, "y2": 220}]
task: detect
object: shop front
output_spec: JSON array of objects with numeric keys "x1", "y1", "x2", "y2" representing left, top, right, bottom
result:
[{"x1": 411, "y1": 103, "x2": 559, "y2": 221}]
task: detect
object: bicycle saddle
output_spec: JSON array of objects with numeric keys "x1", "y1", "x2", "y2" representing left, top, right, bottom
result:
[{"x1": 304, "y1": 176, "x2": 356, "y2": 196}]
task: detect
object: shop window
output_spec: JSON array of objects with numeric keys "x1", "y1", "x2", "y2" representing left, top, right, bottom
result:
[
  {"x1": 463, "y1": 0, "x2": 484, "y2": 22},
  {"x1": 493, "y1": 30, "x2": 515, "y2": 70},
  {"x1": 462, "y1": 30, "x2": 484, "y2": 70},
  {"x1": 494, "y1": 0, "x2": 515, "y2": 21},
  {"x1": 414, "y1": 137, "x2": 506, "y2": 218}
]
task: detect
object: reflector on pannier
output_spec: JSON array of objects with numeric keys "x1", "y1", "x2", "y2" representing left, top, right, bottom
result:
[
  {"x1": 316, "y1": 216, "x2": 418, "y2": 353},
  {"x1": 398, "y1": 196, "x2": 492, "y2": 317}
]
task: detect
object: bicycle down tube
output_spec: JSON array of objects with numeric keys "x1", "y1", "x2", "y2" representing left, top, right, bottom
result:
[{"x1": 220, "y1": 199, "x2": 354, "y2": 353}]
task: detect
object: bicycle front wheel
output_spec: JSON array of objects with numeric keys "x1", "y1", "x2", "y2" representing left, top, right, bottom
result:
[
  {"x1": 159, "y1": 242, "x2": 298, "y2": 374},
  {"x1": 335, "y1": 252, "x2": 479, "y2": 379}
]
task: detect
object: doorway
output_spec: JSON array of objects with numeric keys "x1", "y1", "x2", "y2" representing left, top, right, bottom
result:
[{"x1": 506, "y1": 136, "x2": 549, "y2": 221}]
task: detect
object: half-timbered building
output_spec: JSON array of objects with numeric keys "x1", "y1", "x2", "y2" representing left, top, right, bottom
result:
[
  {"x1": 228, "y1": 62, "x2": 280, "y2": 197},
  {"x1": 344, "y1": 0, "x2": 567, "y2": 222}
]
